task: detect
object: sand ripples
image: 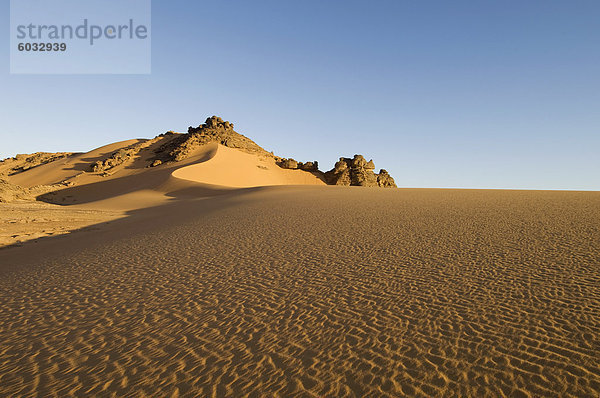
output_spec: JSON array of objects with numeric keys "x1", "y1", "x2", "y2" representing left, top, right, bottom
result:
[{"x1": 0, "y1": 188, "x2": 599, "y2": 397}]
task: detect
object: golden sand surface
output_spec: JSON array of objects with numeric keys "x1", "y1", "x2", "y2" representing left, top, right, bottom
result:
[
  {"x1": 0, "y1": 187, "x2": 598, "y2": 397},
  {"x1": 0, "y1": 202, "x2": 123, "y2": 248}
]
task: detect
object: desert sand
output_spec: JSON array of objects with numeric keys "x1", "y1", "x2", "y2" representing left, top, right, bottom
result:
[
  {"x1": 0, "y1": 202, "x2": 122, "y2": 248},
  {"x1": 0, "y1": 137, "x2": 599, "y2": 397}
]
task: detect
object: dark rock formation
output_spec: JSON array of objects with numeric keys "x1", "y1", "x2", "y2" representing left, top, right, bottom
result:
[
  {"x1": 277, "y1": 158, "x2": 319, "y2": 172},
  {"x1": 324, "y1": 158, "x2": 352, "y2": 186},
  {"x1": 299, "y1": 161, "x2": 319, "y2": 172},
  {"x1": 91, "y1": 137, "x2": 163, "y2": 173},
  {"x1": 279, "y1": 158, "x2": 299, "y2": 169},
  {"x1": 91, "y1": 148, "x2": 134, "y2": 172},
  {"x1": 324, "y1": 155, "x2": 397, "y2": 188},
  {"x1": 377, "y1": 169, "x2": 396, "y2": 188},
  {"x1": 154, "y1": 116, "x2": 269, "y2": 163},
  {"x1": 350, "y1": 155, "x2": 378, "y2": 187}
]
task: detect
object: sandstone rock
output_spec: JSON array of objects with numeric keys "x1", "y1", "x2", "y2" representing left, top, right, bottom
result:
[
  {"x1": 279, "y1": 158, "x2": 299, "y2": 169},
  {"x1": 155, "y1": 116, "x2": 268, "y2": 163},
  {"x1": 349, "y1": 155, "x2": 378, "y2": 187},
  {"x1": 299, "y1": 161, "x2": 319, "y2": 172},
  {"x1": 158, "y1": 131, "x2": 176, "y2": 137},
  {"x1": 91, "y1": 137, "x2": 162, "y2": 172},
  {"x1": 91, "y1": 160, "x2": 103, "y2": 172},
  {"x1": 334, "y1": 158, "x2": 349, "y2": 172},
  {"x1": 352, "y1": 155, "x2": 367, "y2": 169},
  {"x1": 324, "y1": 157, "x2": 352, "y2": 185},
  {"x1": 0, "y1": 152, "x2": 72, "y2": 177},
  {"x1": 377, "y1": 169, "x2": 397, "y2": 188},
  {"x1": 324, "y1": 155, "x2": 395, "y2": 188},
  {"x1": 330, "y1": 168, "x2": 352, "y2": 185}
]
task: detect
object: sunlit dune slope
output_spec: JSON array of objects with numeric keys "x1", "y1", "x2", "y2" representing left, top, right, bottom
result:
[
  {"x1": 7, "y1": 139, "x2": 143, "y2": 188},
  {"x1": 9, "y1": 140, "x2": 324, "y2": 211},
  {"x1": 172, "y1": 144, "x2": 325, "y2": 188}
]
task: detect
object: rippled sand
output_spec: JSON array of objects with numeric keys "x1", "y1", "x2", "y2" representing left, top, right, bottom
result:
[
  {"x1": 0, "y1": 187, "x2": 598, "y2": 397},
  {"x1": 0, "y1": 202, "x2": 122, "y2": 248}
]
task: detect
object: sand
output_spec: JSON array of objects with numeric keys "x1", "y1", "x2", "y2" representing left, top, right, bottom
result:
[
  {"x1": 172, "y1": 145, "x2": 325, "y2": 188},
  {"x1": 1, "y1": 142, "x2": 323, "y2": 246},
  {"x1": 0, "y1": 202, "x2": 122, "y2": 248},
  {"x1": 0, "y1": 142, "x2": 599, "y2": 397}
]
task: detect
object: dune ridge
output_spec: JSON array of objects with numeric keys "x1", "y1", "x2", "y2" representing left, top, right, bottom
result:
[
  {"x1": 172, "y1": 145, "x2": 325, "y2": 188},
  {"x1": 0, "y1": 136, "x2": 326, "y2": 247}
]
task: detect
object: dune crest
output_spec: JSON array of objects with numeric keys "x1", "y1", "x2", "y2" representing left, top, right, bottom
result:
[{"x1": 172, "y1": 144, "x2": 325, "y2": 188}]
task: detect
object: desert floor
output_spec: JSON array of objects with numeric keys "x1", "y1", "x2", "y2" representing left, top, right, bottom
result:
[
  {"x1": 0, "y1": 186, "x2": 598, "y2": 397},
  {"x1": 0, "y1": 202, "x2": 122, "y2": 248}
]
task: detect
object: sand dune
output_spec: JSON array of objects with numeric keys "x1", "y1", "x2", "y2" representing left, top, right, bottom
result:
[
  {"x1": 0, "y1": 186, "x2": 599, "y2": 397},
  {"x1": 172, "y1": 144, "x2": 325, "y2": 188},
  {"x1": 4, "y1": 140, "x2": 322, "y2": 212},
  {"x1": 7, "y1": 139, "x2": 143, "y2": 189},
  {"x1": 2, "y1": 140, "x2": 325, "y2": 248},
  {"x1": 1, "y1": 140, "x2": 223, "y2": 247}
]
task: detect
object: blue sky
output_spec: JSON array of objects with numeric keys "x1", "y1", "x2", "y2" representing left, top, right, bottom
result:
[{"x1": 1, "y1": 0, "x2": 599, "y2": 189}]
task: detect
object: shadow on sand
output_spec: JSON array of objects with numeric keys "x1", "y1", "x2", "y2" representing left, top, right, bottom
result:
[{"x1": 0, "y1": 173, "x2": 267, "y2": 269}]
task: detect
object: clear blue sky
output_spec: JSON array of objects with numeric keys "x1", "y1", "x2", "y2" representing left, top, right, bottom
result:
[{"x1": 1, "y1": 0, "x2": 599, "y2": 189}]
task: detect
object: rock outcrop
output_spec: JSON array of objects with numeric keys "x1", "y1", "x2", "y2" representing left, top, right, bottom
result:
[
  {"x1": 91, "y1": 147, "x2": 137, "y2": 172},
  {"x1": 0, "y1": 152, "x2": 72, "y2": 177},
  {"x1": 278, "y1": 158, "x2": 299, "y2": 169},
  {"x1": 154, "y1": 116, "x2": 269, "y2": 163},
  {"x1": 276, "y1": 158, "x2": 319, "y2": 172},
  {"x1": 91, "y1": 137, "x2": 162, "y2": 173},
  {"x1": 377, "y1": 169, "x2": 396, "y2": 188},
  {"x1": 324, "y1": 155, "x2": 397, "y2": 188},
  {"x1": 299, "y1": 161, "x2": 319, "y2": 172},
  {"x1": 0, "y1": 178, "x2": 65, "y2": 203},
  {"x1": 324, "y1": 158, "x2": 352, "y2": 186}
]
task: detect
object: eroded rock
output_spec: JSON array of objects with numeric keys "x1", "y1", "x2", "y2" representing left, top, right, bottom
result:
[
  {"x1": 299, "y1": 161, "x2": 319, "y2": 172},
  {"x1": 324, "y1": 155, "x2": 396, "y2": 188},
  {"x1": 153, "y1": 116, "x2": 269, "y2": 164},
  {"x1": 0, "y1": 152, "x2": 72, "y2": 177},
  {"x1": 377, "y1": 169, "x2": 397, "y2": 188},
  {"x1": 279, "y1": 158, "x2": 299, "y2": 169}
]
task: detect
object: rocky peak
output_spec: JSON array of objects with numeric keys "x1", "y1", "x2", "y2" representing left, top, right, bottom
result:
[{"x1": 154, "y1": 116, "x2": 268, "y2": 163}]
